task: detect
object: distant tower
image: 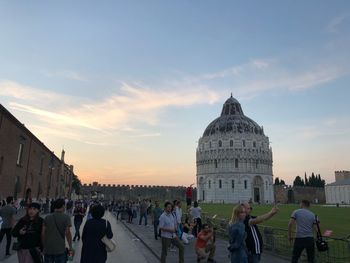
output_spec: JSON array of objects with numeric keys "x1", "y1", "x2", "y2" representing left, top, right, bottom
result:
[
  {"x1": 196, "y1": 95, "x2": 274, "y2": 203},
  {"x1": 61, "y1": 149, "x2": 65, "y2": 163}
]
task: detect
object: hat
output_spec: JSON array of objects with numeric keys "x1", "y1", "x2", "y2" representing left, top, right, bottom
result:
[{"x1": 28, "y1": 202, "x2": 41, "y2": 210}]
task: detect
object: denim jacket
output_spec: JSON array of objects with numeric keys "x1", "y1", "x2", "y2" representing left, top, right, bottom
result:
[{"x1": 228, "y1": 220, "x2": 248, "y2": 263}]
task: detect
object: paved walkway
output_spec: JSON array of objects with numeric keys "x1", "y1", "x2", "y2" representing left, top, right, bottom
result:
[
  {"x1": 1, "y1": 210, "x2": 290, "y2": 263},
  {"x1": 118, "y1": 213, "x2": 289, "y2": 263},
  {"x1": 1, "y1": 211, "x2": 158, "y2": 263}
]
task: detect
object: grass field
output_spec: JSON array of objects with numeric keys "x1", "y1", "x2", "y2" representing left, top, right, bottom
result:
[{"x1": 199, "y1": 203, "x2": 350, "y2": 238}]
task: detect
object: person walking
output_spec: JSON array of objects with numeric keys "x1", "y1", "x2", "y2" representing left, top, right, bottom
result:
[
  {"x1": 42, "y1": 199, "x2": 73, "y2": 263},
  {"x1": 288, "y1": 200, "x2": 317, "y2": 263},
  {"x1": 139, "y1": 200, "x2": 148, "y2": 226},
  {"x1": 12, "y1": 202, "x2": 43, "y2": 263},
  {"x1": 80, "y1": 204, "x2": 113, "y2": 263},
  {"x1": 159, "y1": 201, "x2": 184, "y2": 263},
  {"x1": 152, "y1": 201, "x2": 163, "y2": 240},
  {"x1": 227, "y1": 205, "x2": 248, "y2": 263},
  {"x1": 72, "y1": 202, "x2": 86, "y2": 242},
  {"x1": 174, "y1": 201, "x2": 183, "y2": 238},
  {"x1": 0, "y1": 196, "x2": 16, "y2": 257},
  {"x1": 241, "y1": 202, "x2": 278, "y2": 262},
  {"x1": 189, "y1": 201, "x2": 202, "y2": 237}
]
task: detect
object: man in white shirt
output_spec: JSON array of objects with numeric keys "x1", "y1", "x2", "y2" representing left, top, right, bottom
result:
[{"x1": 159, "y1": 201, "x2": 184, "y2": 263}]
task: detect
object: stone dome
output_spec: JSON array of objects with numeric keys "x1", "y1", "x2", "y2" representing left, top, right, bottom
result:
[{"x1": 203, "y1": 95, "x2": 264, "y2": 137}]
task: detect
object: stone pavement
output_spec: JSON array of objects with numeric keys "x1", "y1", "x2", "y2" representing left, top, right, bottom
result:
[
  {"x1": 118, "y1": 213, "x2": 290, "y2": 263},
  {"x1": 1, "y1": 211, "x2": 158, "y2": 263},
  {"x1": 0, "y1": 208, "x2": 26, "y2": 261},
  {"x1": 1, "y1": 210, "x2": 290, "y2": 263}
]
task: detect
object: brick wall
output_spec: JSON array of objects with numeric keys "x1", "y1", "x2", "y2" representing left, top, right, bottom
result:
[{"x1": 0, "y1": 105, "x2": 74, "y2": 201}]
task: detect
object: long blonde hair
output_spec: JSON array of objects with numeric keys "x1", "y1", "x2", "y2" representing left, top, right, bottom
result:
[{"x1": 229, "y1": 205, "x2": 245, "y2": 225}]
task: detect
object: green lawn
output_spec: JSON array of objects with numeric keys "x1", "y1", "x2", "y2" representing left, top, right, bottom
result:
[{"x1": 199, "y1": 203, "x2": 350, "y2": 238}]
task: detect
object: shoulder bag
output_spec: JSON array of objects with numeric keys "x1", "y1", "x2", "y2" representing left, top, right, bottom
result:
[
  {"x1": 315, "y1": 215, "x2": 328, "y2": 252},
  {"x1": 53, "y1": 215, "x2": 71, "y2": 260},
  {"x1": 101, "y1": 220, "x2": 116, "y2": 252}
]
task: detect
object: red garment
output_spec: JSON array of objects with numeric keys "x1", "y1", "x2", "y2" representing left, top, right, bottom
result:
[
  {"x1": 195, "y1": 231, "x2": 213, "y2": 248},
  {"x1": 186, "y1": 187, "x2": 193, "y2": 198}
]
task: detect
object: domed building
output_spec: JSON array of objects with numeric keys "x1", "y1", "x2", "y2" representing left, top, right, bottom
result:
[{"x1": 196, "y1": 95, "x2": 274, "y2": 204}]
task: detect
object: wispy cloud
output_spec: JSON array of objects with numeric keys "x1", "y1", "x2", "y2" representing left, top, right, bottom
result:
[
  {"x1": 41, "y1": 70, "x2": 88, "y2": 82},
  {"x1": 326, "y1": 14, "x2": 349, "y2": 33},
  {"x1": 1, "y1": 80, "x2": 221, "y2": 145},
  {"x1": 1, "y1": 52, "x2": 348, "y2": 147}
]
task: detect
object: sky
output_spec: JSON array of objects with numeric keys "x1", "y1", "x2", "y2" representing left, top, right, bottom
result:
[{"x1": 0, "y1": 1, "x2": 350, "y2": 186}]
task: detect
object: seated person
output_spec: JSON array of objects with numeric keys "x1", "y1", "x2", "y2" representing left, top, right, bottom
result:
[
  {"x1": 181, "y1": 217, "x2": 194, "y2": 244},
  {"x1": 195, "y1": 224, "x2": 216, "y2": 263}
]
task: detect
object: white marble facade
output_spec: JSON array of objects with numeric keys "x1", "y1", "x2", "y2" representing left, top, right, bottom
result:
[{"x1": 196, "y1": 95, "x2": 274, "y2": 204}]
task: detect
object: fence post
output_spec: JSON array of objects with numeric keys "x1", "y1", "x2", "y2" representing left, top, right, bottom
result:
[{"x1": 263, "y1": 226, "x2": 275, "y2": 252}]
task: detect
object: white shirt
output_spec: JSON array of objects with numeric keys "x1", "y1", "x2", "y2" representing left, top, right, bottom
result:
[
  {"x1": 190, "y1": 207, "x2": 201, "y2": 219},
  {"x1": 175, "y1": 206, "x2": 182, "y2": 224},
  {"x1": 159, "y1": 212, "x2": 177, "y2": 239}
]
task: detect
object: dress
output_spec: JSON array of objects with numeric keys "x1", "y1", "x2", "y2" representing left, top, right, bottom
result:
[
  {"x1": 228, "y1": 220, "x2": 248, "y2": 263},
  {"x1": 80, "y1": 219, "x2": 113, "y2": 263}
]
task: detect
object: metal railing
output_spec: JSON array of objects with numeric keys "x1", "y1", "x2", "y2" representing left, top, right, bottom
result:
[{"x1": 196, "y1": 213, "x2": 350, "y2": 263}]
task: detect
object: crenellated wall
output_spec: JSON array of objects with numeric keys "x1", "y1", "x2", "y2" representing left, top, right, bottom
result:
[{"x1": 80, "y1": 182, "x2": 197, "y2": 201}]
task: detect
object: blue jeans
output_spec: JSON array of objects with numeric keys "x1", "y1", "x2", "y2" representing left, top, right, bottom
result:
[
  {"x1": 74, "y1": 220, "x2": 82, "y2": 240},
  {"x1": 153, "y1": 219, "x2": 160, "y2": 238},
  {"x1": 139, "y1": 212, "x2": 147, "y2": 225},
  {"x1": 248, "y1": 253, "x2": 261, "y2": 263},
  {"x1": 44, "y1": 253, "x2": 67, "y2": 263}
]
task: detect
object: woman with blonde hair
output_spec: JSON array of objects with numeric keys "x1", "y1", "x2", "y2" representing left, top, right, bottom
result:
[{"x1": 227, "y1": 204, "x2": 248, "y2": 263}]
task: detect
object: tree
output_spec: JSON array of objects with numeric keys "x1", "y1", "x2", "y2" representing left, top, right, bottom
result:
[
  {"x1": 304, "y1": 172, "x2": 309, "y2": 186},
  {"x1": 274, "y1": 177, "x2": 280, "y2": 185},
  {"x1": 280, "y1": 179, "x2": 286, "y2": 185},
  {"x1": 71, "y1": 174, "x2": 82, "y2": 195},
  {"x1": 293, "y1": 176, "x2": 304, "y2": 186}
]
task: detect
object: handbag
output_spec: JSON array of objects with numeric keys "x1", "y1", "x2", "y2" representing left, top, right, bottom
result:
[
  {"x1": 101, "y1": 220, "x2": 116, "y2": 252},
  {"x1": 315, "y1": 215, "x2": 328, "y2": 252},
  {"x1": 12, "y1": 241, "x2": 21, "y2": 251}
]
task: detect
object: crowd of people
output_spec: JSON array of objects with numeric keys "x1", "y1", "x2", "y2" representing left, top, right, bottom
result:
[
  {"x1": 0, "y1": 196, "x2": 114, "y2": 263},
  {"x1": 0, "y1": 193, "x2": 325, "y2": 263}
]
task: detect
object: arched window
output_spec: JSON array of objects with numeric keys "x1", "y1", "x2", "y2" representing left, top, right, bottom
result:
[
  {"x1": 231, "y1": 180, "x2": 235, "y2": 189},
  {"x1": 266, "y1": 181, "x2": 268, "y2": 190},
  {"x1": 209, "y1": 142, "x2": 212, "y2": 148},
  {"x1": 243, "y1": 140, "x2": 246, "y2": 147},
  {"x1": 235, "y1": 158, "x2": 239, "y2": 168},
  {"x1": 244, "y1": 180, "x2": 247, "y2": 189},
  {"x1": 230, "y1": 140, "x2": 233, "y2": 147},
  {"x1": 214, "y1": 159, "x2": 218, "y2": 168},
  {"x1": 218, "y1": 140, "x2": 222, "y2": 147},
  {"x1": 219, "y1": 180, "x2": 222, "y2": 188},
  {"x1": 208, "y1": 180, "x2": 211, "y2": 189},
  {"x1": 253, "y1": 141, "x2": 256, "y2": 148}
]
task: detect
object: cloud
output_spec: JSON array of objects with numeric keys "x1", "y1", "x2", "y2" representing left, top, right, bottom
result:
[
  {"x1": 326, "y1": 14, "x2": 349, "y2": 33},
  {"x1": 2, "y1": 53, "x2": 348, "y2": 147},
  {"x1": 41, "y1": 70, "x2": 88, "y2": 81},
  {"x1": 2, "y1": 80, "x2": 221, "y2": 145}
]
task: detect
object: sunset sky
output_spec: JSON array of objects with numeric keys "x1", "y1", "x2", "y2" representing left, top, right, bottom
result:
[{"x1": 1, "y1": 1, "x2": 349, "y2": 186}]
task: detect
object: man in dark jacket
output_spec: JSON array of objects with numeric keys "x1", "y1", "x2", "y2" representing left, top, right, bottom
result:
[{"x1": 241, "y1": 202, "x2": 278, "y2": 263}]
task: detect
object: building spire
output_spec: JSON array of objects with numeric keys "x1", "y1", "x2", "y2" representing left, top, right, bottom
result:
[{"x1": 230, "y1": 92, "x2": 233, "y2": 98}]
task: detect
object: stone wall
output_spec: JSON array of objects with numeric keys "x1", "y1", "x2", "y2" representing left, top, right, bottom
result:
[
  {"x1": 80, "y1": 182, "x2": 197, "y2": 202},
  {"x1": 274, "y1": 185, "x2": 326, "y2": 204}
]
